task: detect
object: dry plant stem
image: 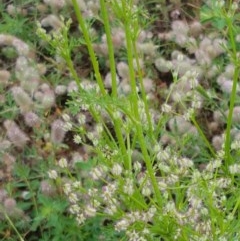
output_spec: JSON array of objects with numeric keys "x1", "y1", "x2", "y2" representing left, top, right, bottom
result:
[
  {"x1": 100, "y1": 0, "x2": 118, "y2": 98},
  {"x1": 71, "y1": 0, "x2": 130, "y2": 170},
  {"x1": 224, "y1": 14, "x2": 240, "y2": 167},
  {"x1": 123, "y1": 8, "x2": 162, "y2": 205}
]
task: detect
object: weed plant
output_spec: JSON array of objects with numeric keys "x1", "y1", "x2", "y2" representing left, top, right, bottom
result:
[{"x1": 1, "y1": 0, "x2": 240, "y2": 241}]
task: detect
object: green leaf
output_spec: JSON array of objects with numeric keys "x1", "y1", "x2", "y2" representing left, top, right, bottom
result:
[{"x1": 14, "y1": 163, "x2": 30, "y2": 178}]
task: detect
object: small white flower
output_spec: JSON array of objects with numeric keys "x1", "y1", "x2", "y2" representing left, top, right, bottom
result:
[
  {"x1": 84, "y1": 205, "x2": 96, "y2": 217},
  {"x1": 183, "y1": 108, "x2": 194, "y2": 121},
  {"x1": 63, "y1": 183, "x2": 72, "y2": 195},
  {"x1": 77, "y1": 114, "x2": 86, "y2": 125},
  {"x1": 58, "y1": 158, "x2": 68, "y2": 168},
  {"x1": 87, "y1": 132, "x2": 94, "y2": 140},
  {"x1": 133, "y1": 161, "x2": 142, "y2": 172},
  {"x1": 73, "y1": 134, "x2": 82, "y2": 144},
  {"x1": 69, "y1": 193, "x2": 78, "y2": 203},
  {"x1": 48, "y1": 170, "x2": 58, "y2": 179},
  {"x1": 105, "y1": 204, "x2": 117, "y2": 215},
  {"x1": 62, "y1": 122, "x2": 72, "y2": 131},
  {"x1": 115, "y1": 219, "x2": 129, "y2": 231},
  {"x1": 95, "y1": 124, "x2": 103, "y2": 134},
  {"x1": 76, "y1": 213, "x2": 86, "y2": 225},
  {"x1": 72, "y1": 181, "x2": 81, "y2": 189},
  {"x1": 111, "y1": 163, "x2": 122, "y2": 176},
  {"x1": 123, "y1": 178, "x2": 134, "y2": 195},
  {"x1": 231, "y1": 140, "x2": 240, "y2": 150},
  {"x1": 142, "y1": 185, "x2": 152, "y2": 196},
  {"x1": 158, "y1": 163, "x2": 170, "y2": 173},
  {"x1": 90, "y1": 166, "x2": 103, "y2": 180},
  {"x1": 92, "y1": 139, "x2": 99, "y2": 146},
  {"x1": 69, "y1": 204, "x2": 80, "y2": 214},
  {"x1": 161, "y1": 103, "x2": 172, "y2": 113},
  {"x1": 229, "y1": 164, "x2": 240, "y2": 174},
  {"x1": 62, "y1": 113, "x2": 71, "y2": 122}
]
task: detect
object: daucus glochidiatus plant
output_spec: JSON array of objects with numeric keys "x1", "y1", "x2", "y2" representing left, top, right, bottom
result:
[{"x1": 36, "y1": 0, "x2": 240, "y2": 240}]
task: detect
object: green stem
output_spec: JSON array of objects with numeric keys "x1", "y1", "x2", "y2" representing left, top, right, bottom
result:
[
  {"x1": 71, "y1": 0, "x2": 106, "y2": 96},
  {"x1": 191, "y1": 116, "x2": 216, "y2": 157},
  {"x1": 3, "y1": 212, "x2": 25, "y2": 241},
  {"x1": 132, "y1": 42, "x2": 154, "y2": 140},
  {"x1": 100, "y1": 0, "x2": 118, "y2": 98},
  {"x1": 224, "y1": 14, "x2": 240, "y2": 167},
  {"x1": 72, "y1": 0, "x2": 130, "y2": 169},
  {"x1": 123, "y1": 9, "x2": 162, "y2": 206}
]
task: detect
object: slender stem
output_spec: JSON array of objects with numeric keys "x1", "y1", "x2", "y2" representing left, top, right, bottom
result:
[
  {"x1": 100, "y1": 0, "x2": 118, "y2": 98},
  {"x1": 3, "y1": 212, "x2": 25, "y2": 241},
  {"x1": 123, "y1": 9, "x2": 162, "y2": 205},
  {"x1": 191, "y1": 116, "x2": 216, "y2": 158},
  {"x1": 132, "y1": 42, "x2": 154, "y2": 140},
  {"x1": 224, "y1": 14, "x2": 239, "y2": 167},
  {"x1": 72, "y1": 0, "x2": 130, "y2": 169},
  {"x1": 71, "y1": 0, "x2": 106, "y2": 96}
]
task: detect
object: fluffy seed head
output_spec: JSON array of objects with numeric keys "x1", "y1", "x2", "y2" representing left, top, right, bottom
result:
[
  {"x1": 51, "y1": 119, "x2": 66, "y2": 144},
  {"x1": 55, "y1": 85, "x2": 67, "y2": 95},
  {"x1": 12, "y1": 38, "x2": 30, "y2": 56},
  {"x1": 41, "y1": 14, "x2": 63, "y2": 30},
  {"x1": 41, "y1": 89, "x2": 55, "y2": 109},
  {"x1": 155, "y1": 57, "x2": 172, "y2": 73},
  {"x1": 0, "y1": 70, "x2": 10, "y2": 86},
  {"x1": 117, "y1": 62, "x2": 129, "y2": 79},
  {"x1": 11, "y1": 86, "x2": 33, "y2": 112},
  {"x1": 189, "y1": 21, "x2": 202, "y2": 37},
  {"x1": 104, "y1": 72, "x2": 120, "y2": 89},
  {"x1": 4, "y1": 198, "x2": 16, "y2": 210},
  {"x1": 23, "y1": 112, "x2": 40, "y2": 127},
  {"x1": 4, "y1": 120, "x2": 29, "y2": 148},
  {"x1": 212, "y1": 135, "x2": 224, "y2": 151},
  {"x1": 171, "y1": 20, "x2": 189, "y2": 35},
  {"x1": 40, "y1": 180, "x2": 57, "y2": 196},
  {"x1": 43, "y1": 0, "x2": 66, "y2": 9},
  {"x1": 0, "y1": 189, "x2": 8, "y2": 203}
]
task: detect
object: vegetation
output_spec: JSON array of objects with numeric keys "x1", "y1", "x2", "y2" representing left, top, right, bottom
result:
[{"x1": 1, "y1": 0, "x2": 240, "y2": 240}]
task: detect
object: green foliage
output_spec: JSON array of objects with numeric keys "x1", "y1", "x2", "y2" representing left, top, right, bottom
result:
[{"x1": 2, "y1": 0, "x2": 240, "y2": 241}]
